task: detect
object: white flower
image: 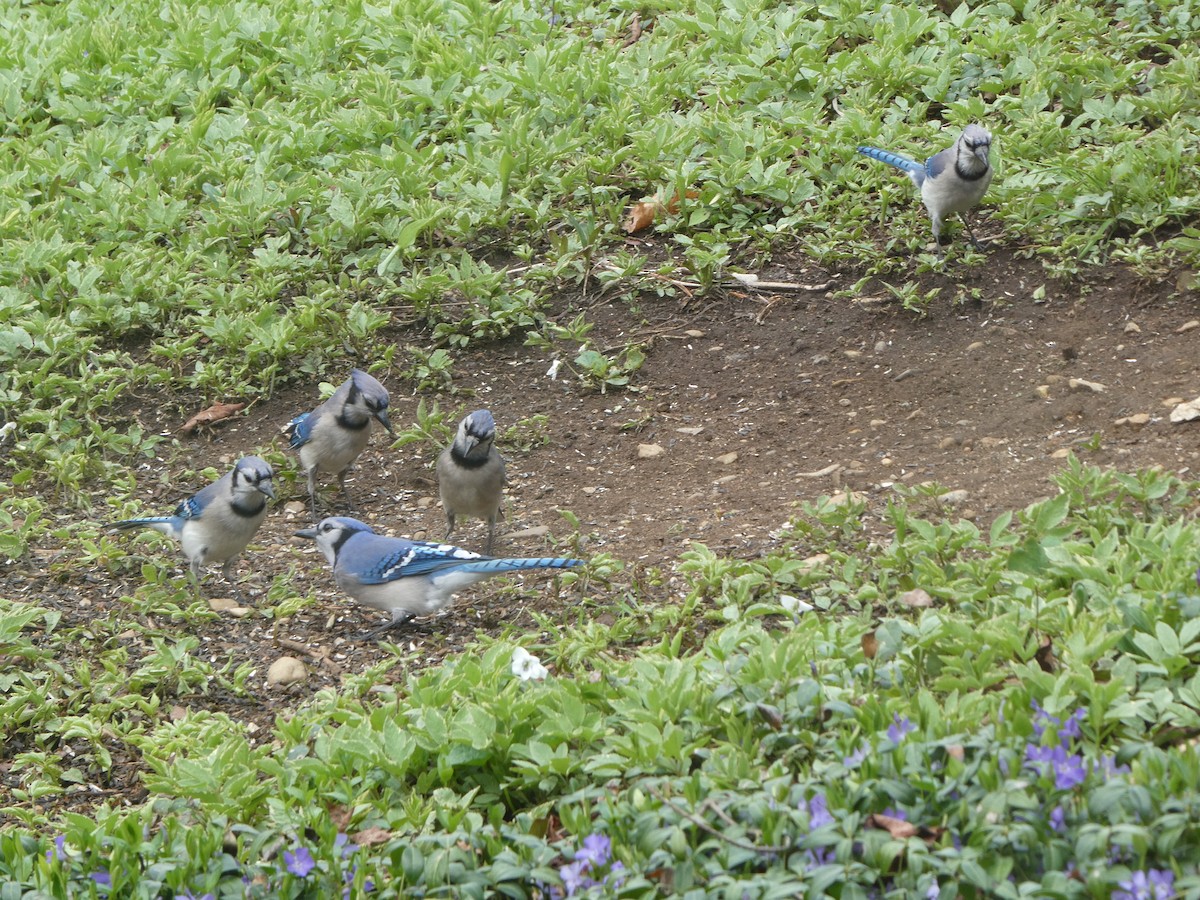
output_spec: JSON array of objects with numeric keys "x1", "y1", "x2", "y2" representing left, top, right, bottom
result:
[
  {"x1": 0, "y1": 422, "x2": 14, "y2": 442},
  {"x1": 780, "y1": 594, "x2": 814, "y2": 615},
  {"x1": 546, "y1": 359, "x2": 561, "y2": 380},
  {"x1": 511, "y1": 647, "x2": 549, "y2": 681}
]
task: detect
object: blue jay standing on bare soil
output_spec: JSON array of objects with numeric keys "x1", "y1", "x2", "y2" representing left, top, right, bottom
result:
[
  {"x1": 110, "y1": 456, "x2": 275, "y2": 597},
  {"x1": 857, "y1": 124, "x2": 994, "y2": 255},
  {"x1": 294, "y1": 516, "x2": 582, "y2": 639},
  {"x1": 285, "y1": 369, "x2": 394, "y2": 518},
  {"x1": 437, "y1": 409, "x2": 505, "y2": 554}
]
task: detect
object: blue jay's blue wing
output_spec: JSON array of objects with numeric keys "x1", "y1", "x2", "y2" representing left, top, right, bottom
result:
[
  {"x1": 356, "y1": 539, "x2": 486, "y2": 584},
  {"x1": 173, "y1": 496, "x2": 203, "y2": 520},
  {"x1": 285, "y1": 411, "x2": 316, "y2": 450},
  {"x1": 924, "y1": 147, "x2": 952, "y2": 179}
]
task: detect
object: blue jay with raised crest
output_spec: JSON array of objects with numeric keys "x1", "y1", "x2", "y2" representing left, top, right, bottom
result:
[
  {"x1": 285, "y1": 368, "x2": 395, "y2": 517},
  {"x1": 110, "y1": 456, "x2": 275, "y2": 596},
  {"x1": 437, "y1": 409, "x2": 506, "y2": 554},
  {"x1": 856, "y1": 124, "x2": 994, "y2": 255},
  {"x1": 294, "y1": 516, "x2": 583, "y2": 639}
]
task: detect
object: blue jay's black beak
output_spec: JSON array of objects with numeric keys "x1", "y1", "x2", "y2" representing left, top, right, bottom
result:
[
  {"x1": 259, "y1": 482, "x2": 276, "y2": 500},
  {"x1": 294, "y1": 527, "x2": 317, "y2": 540},
  {"x1": 374, "y1": 410, "x2": 394, "y2": 435}
]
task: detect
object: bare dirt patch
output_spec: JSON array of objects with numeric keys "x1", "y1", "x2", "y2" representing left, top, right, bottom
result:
[{"x1": 8, "y1": 248, "x2": 1199, "y2": 818}]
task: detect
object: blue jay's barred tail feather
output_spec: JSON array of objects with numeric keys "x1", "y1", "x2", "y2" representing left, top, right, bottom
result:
[
  {"x1": 455, "y1": 557, "x2": 583, "y2": 575},
  {"x1": 110, "y1": 516, "x2": 175, "y2": 531},
  {"x1": 856, "y1": 145, "x2": 922, "y2": 175}
]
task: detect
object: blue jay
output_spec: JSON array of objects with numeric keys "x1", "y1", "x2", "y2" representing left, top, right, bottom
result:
[
  {"x1": 284, "y1": 368, "x2": 395, "y2": 517},
  {"x1": 294, "y1": 516, "x2": 583, "y2": 639},
  {"x1": 437, "y1": 409, "x2": 506, "y2": 554},
  {"x1": 856, "y1": 124, "x2": 994, "y2": 255},
  {"x1": 110, "y1": 456, "x2": 275, "y2": 596}
]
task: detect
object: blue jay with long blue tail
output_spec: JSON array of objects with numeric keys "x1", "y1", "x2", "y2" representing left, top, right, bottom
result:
[
  {"x1": 284, "y1": 368, "x2": 395, "y2": 517},
  {"x1": 437, "y1": 409, "x2": 506, "y2": 554},
  {"x1": 110, "y1": 456, "x2": 275, "y2": 597},
  {"x1": 856, "y1": 124, "x2": 994, "y2": 255},
  {"x1": 294, "y1": 516, "x2": 583, "y2": 639}
]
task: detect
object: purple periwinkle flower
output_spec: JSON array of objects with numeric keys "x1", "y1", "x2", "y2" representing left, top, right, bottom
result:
[
  {"x1": 284, "y1": 847, "x2": 315, "y2": 878},
  {"x1": 577, "y1": 833, "x2": 611, "y2": 867},
  {"x1": 560, "y1": 858, "x2": 590, "y2": 895},
  {"x1": 1049, "y1": 804, "x2": 1066, "y2": 833},
  {"x1": 926, "y1": 881, "x2": 941, "y2": 900},
  {"x1": 605, "y1": 861, "x2": 626, "y2": 889},
  {"x1": 1114, "y1": 868, "x2": 1175, "y2": 900},
  {"x1": 90, "y1": 870, "x2": 112, "y2": 888},
  {"x1": 807, "y1": 793, "x2": 834, "y2": 829},
  {"x1": 843, "y1": 743, "x2": 869, "y2": 767},
  {"x1": 1059, "y1": 708, "x2": 1086, "y2": 742},
  {"x1": 1025, "y1": 744, "x2": 1087, "y2": 790},
  {"x1": 45, "y1": 835, "x2": 66, "y2": 863},
  {"x1": 881, "y1": 807, "x2": 907, "y2": 821},
  {"x1": 887, "y1": 714, "x2": 916, "y2": 743}
]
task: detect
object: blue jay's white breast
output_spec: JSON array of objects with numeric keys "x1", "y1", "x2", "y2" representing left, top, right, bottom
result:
[
  {"x1": 299, "y1": 417, "x2": 376, "y2": 475},
  {"x1": 179, "y1": 502, "x2": 268, "y2": 567},
  {"x1": 338, "y1": 568, "x2": 491, "y2": 617},
  {"x1": 922, "y1": 167, "x2": 993, "y2": 218}
]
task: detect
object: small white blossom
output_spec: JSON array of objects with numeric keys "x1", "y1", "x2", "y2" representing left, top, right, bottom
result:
[
  {"x1": 780, "y1": 594, "x2": 814, "y2": 615},
  {"x1": 546, "y1": 359, "x2": 562, "y2": 380},
  {"x1": 511, "y1": 647, "x2": 549, "y2": 681},
  {"x1": 0, "y1": 422, "x2": 14, "y2": 442}
]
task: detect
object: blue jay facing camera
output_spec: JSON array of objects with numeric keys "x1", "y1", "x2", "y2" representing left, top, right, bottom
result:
[
  {"x1": 857, "y1": 124, "x2": 993, "y2": 255},
  {"x1": 437, "y1": 409, "x2": 506, "y2": 554},
  {"x1": 285, "y1": 368, "x2": 395, "y2": 518},
  {"x1": 295, "y1": 516, "x2": 583, "y2": 640},
  {"x1": 110, "y1": 456, "x2": 275, "y2": 598}
]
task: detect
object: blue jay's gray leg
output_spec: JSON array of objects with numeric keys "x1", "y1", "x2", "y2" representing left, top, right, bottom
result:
[
  {"x1": 959, "y1": 213, "x2": 984, "y2": 249},
  {"x1": 485, "y1": 513, "x2": 497, "y2": 556},
  {"x1": 336, "y1": 467, "x2": 356, "y2": 511},
  {"x1": 305, "y1": 466, "x2": 320, "y2": 521},
  {"x1": 220, "y1": 557, "x2": 249, "y2": 603},
  {"x1": 358, "y1": 612, "x2": 417, "y2": 642}
]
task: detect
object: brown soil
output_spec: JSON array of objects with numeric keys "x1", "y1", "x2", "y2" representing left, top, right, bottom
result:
[{"x1": 6, "y1": 247, "x2": 1200, "y2": 819}]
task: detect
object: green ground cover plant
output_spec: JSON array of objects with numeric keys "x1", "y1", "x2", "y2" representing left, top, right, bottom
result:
[{"x1": 2, "y1": 0, "x2": 1200, "y2": 896}]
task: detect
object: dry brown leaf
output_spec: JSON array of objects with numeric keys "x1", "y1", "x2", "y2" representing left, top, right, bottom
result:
[
  {"x1": 328, "y1": 805, "x2": 354, "y2": 831},
  {"x1": 861, "y1": 630, "x2": 878, "y2": 660},
  {"x1": 900, "y1": 588, "x2": 934, "y2": 608},
  {"x1": 179, "y1": 401, "x2": 246, "y2": 434},
  {"x1": 621, "y1": 190, "x2": 700, "y2": 234},
  {"x1": 867, "y1": 813, "x2": 918, "y2": 839},
  {"x1": 866, "y1": 814, "x2": 946, "y2": 844},
  {"x1": 622, "y1": 200, "x2": 662, "y2": 234},
  {"x1": 352, "y1": 826, "x2": 392, "y2": 847},
  {"x1": 946, "y1": 744, "x2": 965, "y2": 762}
]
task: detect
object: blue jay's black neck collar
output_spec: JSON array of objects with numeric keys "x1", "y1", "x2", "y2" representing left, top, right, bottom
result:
[
  {"x1": 230, "y1": 494, "x2": 268, "y2": 518},
  {"x1": 449, "y1": 444, "x2": 493, "y2": 469}
]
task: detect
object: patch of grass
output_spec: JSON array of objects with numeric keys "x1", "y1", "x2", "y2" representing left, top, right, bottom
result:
[
  {"x1": 3, "y1": 0, "x2": 1200, "y2": 895},
  {"x1": 6, "y1": 460, "x2": 1200, "y2": 895}
]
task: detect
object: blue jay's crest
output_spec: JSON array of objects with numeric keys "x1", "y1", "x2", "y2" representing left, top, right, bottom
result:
[
  {"x1": 464, "y1": 410, "x2": 496, "y2": 440},
  {"x1": 284, "y1": 411, "x2": 314, "y2": 449}
]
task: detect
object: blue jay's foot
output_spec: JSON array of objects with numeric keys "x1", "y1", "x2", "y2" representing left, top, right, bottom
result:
[{"x1": 357, "y1": 614, "x2": 420, "y2": 642}]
